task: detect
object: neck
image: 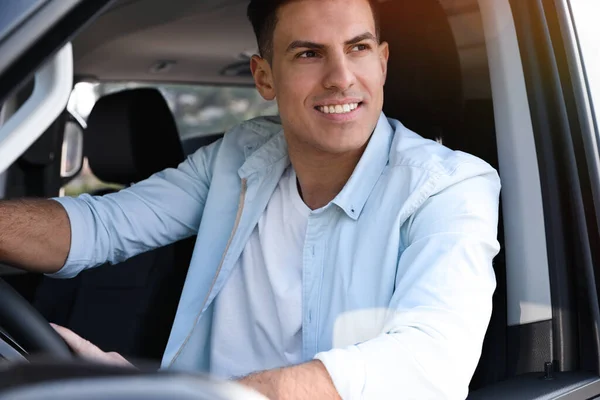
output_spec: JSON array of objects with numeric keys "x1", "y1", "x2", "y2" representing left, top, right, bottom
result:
[{"x1": 287, "y1": 139, "x2": 368, "y2": 210}]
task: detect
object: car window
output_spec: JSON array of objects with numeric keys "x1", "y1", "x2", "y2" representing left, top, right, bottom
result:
[
  {"x1": 569, "y1": 0, "x2": 600, "y2": 131},
  {"x1": 68, "y1": 82, "x2": 278, "y2": 139},
  {"x1": 61, "y1": 82, "x2": 277, "y2": 197}
]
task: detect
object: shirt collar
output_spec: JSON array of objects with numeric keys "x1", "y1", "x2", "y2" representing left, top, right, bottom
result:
[
  {"x1": 331, "y1": 112, "x2": 393, "y2": 220},
  {"x1": 238, "y1": 112, "x2": 394, "y2": 220},
  {"x1": 238, "y1": 127, "x2": 288, "y2": 179}
]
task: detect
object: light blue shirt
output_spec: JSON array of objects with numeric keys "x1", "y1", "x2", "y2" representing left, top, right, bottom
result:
[
  {"x1": 210, "y1": 164, "x2": 307, "y2": 378},
  {"x1": 52, "y1": 113, "x2": 501, "y2": 399}
]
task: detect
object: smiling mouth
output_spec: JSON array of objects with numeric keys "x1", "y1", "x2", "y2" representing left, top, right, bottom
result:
[{"x1": 315, "y1": 102, "x2": 362, "y2": 114}]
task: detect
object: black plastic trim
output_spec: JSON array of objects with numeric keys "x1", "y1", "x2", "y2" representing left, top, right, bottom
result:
[
  {"x1": 540, "y1": 0, "x2": 600, "y2": 376},
  {"x1": 509, "y1": 0, "x2": 575, "y2": 372},
  {"x1": 551, "y1": 0, "x2": 600, "y2": 372},
  {"x1": 557, "y1": 378, "x2": 600, "y2": 399},
  {"x1": 509, "y1": 0, "x2": 600, "y2": 374},
  {"x1": 507, "y1": 320, "x2": 553, "y2": 376},
  {"x1": 0, "y1": 0, "x2": 115, "y2": 105},
  {"x1": 541, "y1": 0, "x2": 600, "y2": 377},
  {"x1": 468, "y1": 371, "x2": 599, "y2": 399}
]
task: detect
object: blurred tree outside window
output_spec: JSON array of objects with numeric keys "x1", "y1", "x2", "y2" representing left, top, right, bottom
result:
[{"x1": 61, "y1": 82, "x2": 278, "y2": 196}]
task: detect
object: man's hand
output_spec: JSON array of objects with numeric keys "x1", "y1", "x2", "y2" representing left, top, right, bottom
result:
[
  {"x1": 237, "y1": 360, "x2": 341, "y2": 400},
  {"x1": 50, "y1": 323, "x2": 133, "y2": 367}
]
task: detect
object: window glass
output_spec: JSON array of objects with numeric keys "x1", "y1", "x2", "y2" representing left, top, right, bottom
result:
[
  {"x1": 62, "y1": 82, "x2": 277, "y2": 196},
  {"x1": 68, "y1": 82, "x2": 278, "y2": 139},
  {"x1": 569, "y1": 0, "x2": 600, "y2": 130}
]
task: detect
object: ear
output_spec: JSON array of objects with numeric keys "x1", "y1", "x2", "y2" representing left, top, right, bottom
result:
[
  {"x1": 378, "y1": 41, "x2": 390, "y2": 84},
  {"x1": 251, "y1": 55, "x2": 276, "y2": 101}
]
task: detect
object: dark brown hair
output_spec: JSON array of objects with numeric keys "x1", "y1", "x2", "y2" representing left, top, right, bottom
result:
[{"x1": 247, "y1": 0, "x2": 380, "y2": 62}]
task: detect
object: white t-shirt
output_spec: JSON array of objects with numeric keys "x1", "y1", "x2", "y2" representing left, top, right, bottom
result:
[{"x1": 210, "y1": 165, "x2": 310, "y2": 379}]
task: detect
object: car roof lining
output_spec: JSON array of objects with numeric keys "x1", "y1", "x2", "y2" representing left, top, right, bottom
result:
[
  {"x1": 72, "y1": 0, "x2": 257, "y2": 85},
  {"x1": 72, "y1": 0, "x2": 490, "y2": 98}
]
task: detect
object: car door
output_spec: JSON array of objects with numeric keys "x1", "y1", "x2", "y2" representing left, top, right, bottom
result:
[
  {"x1": 0, "y1": 0, "x2": 599, "y2": 398},
  {"x1": 0, "y1": 0, "x2": 112, "y2": 176},
  {"x1": 0, "y1": 0, "x2": 115, "y2": 337},
  {"x1": 0, "y1": 0, "x2": 113, "y2": 103},
  {"x1": 469, "y1": 0, "x2": 600, "y2": 398}
]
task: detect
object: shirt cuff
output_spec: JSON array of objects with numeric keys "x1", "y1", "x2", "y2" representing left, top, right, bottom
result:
[
  {"x1": 47, "y1": 196, "x2": 91, "y2": 278},
  {"x1": 314, "y1": 345, "x2": 366, "y2": 400}
]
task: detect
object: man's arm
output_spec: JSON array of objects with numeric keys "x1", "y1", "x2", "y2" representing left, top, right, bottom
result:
[
  {"x1": 313, "y1": 164, "x2": 501, "y2": 399},
  {"x1": 52, "y1": 325, "x2": 339, "y2": 399},
  {"x1": 0, "y1": 141, "x2": 219, "y2": 277},
  {"x1": 0, "y1": 199, "x2": 71, "y2": 273},
  {"x1": 238, "y1": 361, "x2": 341, "y2": 400}
]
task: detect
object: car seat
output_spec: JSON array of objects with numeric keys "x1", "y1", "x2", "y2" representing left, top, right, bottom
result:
[{"x1": 33, "y1": 88, "x2": 196, "y2": 363}]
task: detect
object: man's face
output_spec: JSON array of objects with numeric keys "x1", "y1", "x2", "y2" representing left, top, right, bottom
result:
[{"x1": 252, "y1": 0, "x2": 389, "y2": 155}]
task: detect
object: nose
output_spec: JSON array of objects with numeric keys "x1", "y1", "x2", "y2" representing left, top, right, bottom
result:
[{"x1": 322, "y1": 53, "x2": 356, "y2": 92}]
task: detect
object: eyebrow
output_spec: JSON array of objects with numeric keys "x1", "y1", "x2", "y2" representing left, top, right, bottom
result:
[
  {"x1": 285, "y1": 32, "x2": 377, "y2": 53},
  {"x1": 345, "y1": 32, "x2": 377, "y2": 46}
]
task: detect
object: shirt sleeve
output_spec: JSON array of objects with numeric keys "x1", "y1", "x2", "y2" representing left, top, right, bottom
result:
[
  {"x1": 48, "y1": 143, "x2": 218, "y2": 279},
  {"x1": 314, "y1": 163, "x2": 501, "y2": 400}
]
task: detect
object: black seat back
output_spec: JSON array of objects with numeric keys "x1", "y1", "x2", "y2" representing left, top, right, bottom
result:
[
  {"x1": 380, "y1": 0, "x2": 463, "y2": 144},
  {"x1": 34, "y1": 88, "x2": 195, "y2": 362},
  {"x1": 84, "y1": 88, "x2": 184, "y2": 185},
  {"x1": 181, "y1": 133, "x2": 224, "y2": 156}
]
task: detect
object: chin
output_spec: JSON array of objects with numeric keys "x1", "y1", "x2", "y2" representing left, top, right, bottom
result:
[{"x1": 315, "y1": 136, "x2": 370, "y2": 154}]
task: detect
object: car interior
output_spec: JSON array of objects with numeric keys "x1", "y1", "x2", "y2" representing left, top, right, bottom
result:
[{"x1": 1, "y1": 0, "x2": 598, "y2": 397}]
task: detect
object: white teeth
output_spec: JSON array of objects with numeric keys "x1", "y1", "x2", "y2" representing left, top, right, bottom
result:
[{"x1": 318, "y1": 103, "x2": 360, "y2": 114}]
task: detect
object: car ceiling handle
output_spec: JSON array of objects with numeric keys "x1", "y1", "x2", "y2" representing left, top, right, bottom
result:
[{"x1": 0, "y1": 43, "x2": 73, "y2": 174}]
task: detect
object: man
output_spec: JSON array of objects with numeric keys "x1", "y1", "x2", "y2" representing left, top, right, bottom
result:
[{"x1": 0, "y1": 0, "x2": 501, "y2": 398}]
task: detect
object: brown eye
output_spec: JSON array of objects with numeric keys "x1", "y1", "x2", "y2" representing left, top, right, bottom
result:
[
  {"x1": 352, "y1": 44, "x2": 369, "y2": 52},
  {"x1": 298, "y1": 50, "x2": 318, "y2": 58}
]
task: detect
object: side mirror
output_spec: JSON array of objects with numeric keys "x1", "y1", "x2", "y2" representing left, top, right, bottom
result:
[{"x1": 60, "y1": 112, "x2": 84, "y2": 181}]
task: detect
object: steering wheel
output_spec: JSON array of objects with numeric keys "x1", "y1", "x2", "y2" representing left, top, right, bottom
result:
[
  {"x1": 0, "y1": 280, "x2": 273, "y2": 399},
  {"x1": 0, "y1": 278, "x2": 72, "y2": 359}
]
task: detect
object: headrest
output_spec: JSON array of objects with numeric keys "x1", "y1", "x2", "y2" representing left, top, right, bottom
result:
[
  {"x1": 379, "y1": 0, "x2": 464, "y2": 143},
  {"x1": 85, "y1": 88, "x2": 184, "y2": 185}
]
